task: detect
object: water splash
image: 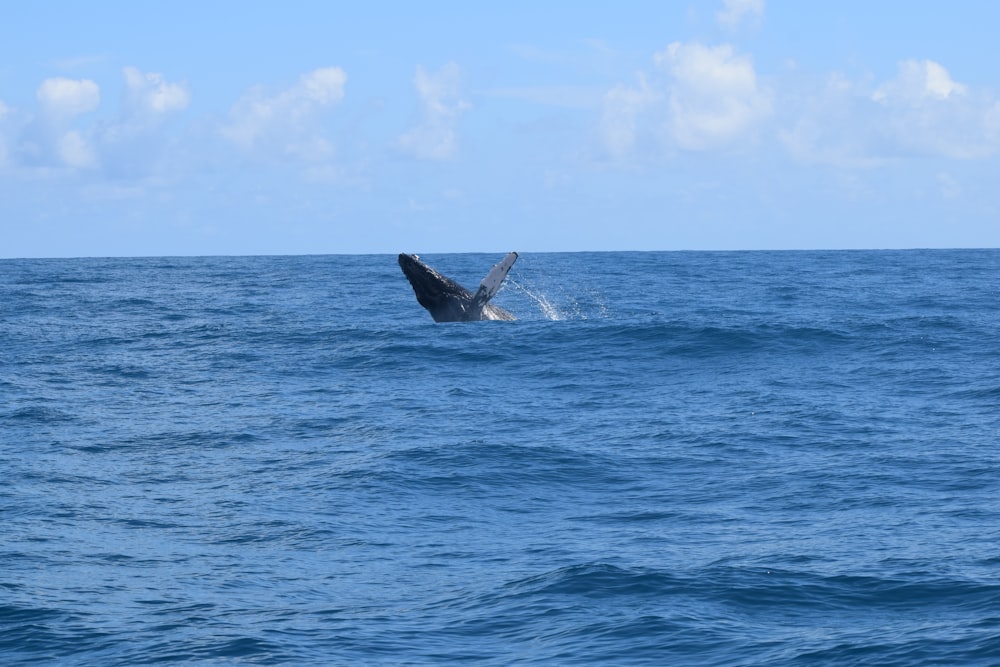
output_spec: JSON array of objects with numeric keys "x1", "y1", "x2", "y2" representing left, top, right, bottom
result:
[
  {"x1": 497, "y1": 255, "x2": 611, "y2": 321},
  {"x1": 507, "y1": 278, "x2": 566, "y2": 321}
]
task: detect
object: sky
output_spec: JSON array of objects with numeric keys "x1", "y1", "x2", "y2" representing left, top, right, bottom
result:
[{"x1": 2, "y1": 1, "x2": 1000, "y2": 257}]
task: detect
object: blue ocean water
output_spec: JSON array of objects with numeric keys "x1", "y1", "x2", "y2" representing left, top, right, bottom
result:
[{"x1": 2, "y1": 250, "x2": 1000, "y2": 666}]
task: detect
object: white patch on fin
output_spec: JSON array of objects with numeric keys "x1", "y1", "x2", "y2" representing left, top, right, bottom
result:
[{"x1": 471, "y1": 251, "x2": 518, "y2": 312}]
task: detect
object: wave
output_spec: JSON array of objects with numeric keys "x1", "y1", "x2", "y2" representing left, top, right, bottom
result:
[
  {"x1": 420, "y1": 562, "x2": 1000, "y2": 665},
  {"x1": 1, "y1": 406, "x2": 76, "y2": 424}
]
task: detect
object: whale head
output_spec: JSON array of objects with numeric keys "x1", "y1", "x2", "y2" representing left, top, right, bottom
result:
[{"x1": 398, "y1": 253, "x2": 470, "y2": 321}]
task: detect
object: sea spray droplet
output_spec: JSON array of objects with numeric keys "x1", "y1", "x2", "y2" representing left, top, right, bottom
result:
[{"x1": 507, "y1": 278, "x2": 566, "y2": 321}]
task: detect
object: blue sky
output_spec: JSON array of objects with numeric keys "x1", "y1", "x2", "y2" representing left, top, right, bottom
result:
[{"x1": 2, "y1": 1, "x2": 1000, "y2": 257}]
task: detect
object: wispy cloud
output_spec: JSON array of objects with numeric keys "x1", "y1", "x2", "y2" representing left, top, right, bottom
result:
[
  {"x1": 870, "y1": 59, "x2": 991, "y2": 159},
  {"x1": 872, "y1": 59, "x2": 966, "y2": 103},
  {"x1": 601, "y1": 41, "x2": 771, "y2": 159},
  {"x1": 656, "y1": 41, "x2": 771, "y2": 150},
  {"x1": 221, "y1": 67, "x2": 347, "y2": 161},
  {"x1": 716, "y1": 0, "x2": 765, "y2": 31},
  {"x1": 398, "y1": 63, "x2": 470, "y2": 160},
  {"x1": 37, "y1": 77, "x2": 100, "y2": 118},
  {"x1": 122, "y1": 67, "x2": 191, "y2": 116},
  {"x1": 19, "y1": 77, "x2": 103, "y2": 169},
  {"x1": 781, "y1": 59, "x2": 1000, "y2": 165},
  {"x1": 96, "y1": 67, "x2": 192, "y2": 178},
  {"x1": 4, "y1": 66, "x2": 349, "y2": 181},
  {"x1": 2, "y1": 68, "x2": 191, "y2": 176},
  {"x1": 602, "y1": 74, "x2": 659, "y2": 160},
  {"x1": 778, "y1": 71, "x2": 887, "y2": 168}
]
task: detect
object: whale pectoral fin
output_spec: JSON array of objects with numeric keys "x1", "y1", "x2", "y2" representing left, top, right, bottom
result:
[{"x1": 470, "y1": 252, "x2": 518, "y2": 313}]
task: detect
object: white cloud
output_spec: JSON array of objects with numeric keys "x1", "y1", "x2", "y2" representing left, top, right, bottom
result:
[
  {"x1": 221, "y1": 66, "x2": 347, "y2": 161},
  {"x1": 123, "y1": 66, "x2": 190, "y2": 115},
  {"x1": 8, "y1": 69, "x2": 190, "y2": 175},
  {"x1": 398, "y1": 63, "x2": 471, "y2": 160},
  {"x1": 601, "y1": 41, "x2": 770, "y2": 158},
  {"x1": 716, "y1": 0, "x2": 765, "y2": 31},
  {"x1": 655, "y1": 42, "x2": 771, "y2": 150},
  {"x1": 869, "y1": 59, "x2": 982, "y2": 159},
  {"x1": 15, "y1": 78, "x2": 102, "y2": 169},
  {"x1": 601, "y1": 74, "x2": 659, "y2": 159},
  {"x1": 96, "y1": 68, "x2": 193, "y2": 177},
  {"x1": 872, "y1": 59, "x2": 966, "y2": 104},
  {"x1": 781, "y1": 59, "x2": 1000, "y2": 165},
  {"x1": 299, "y1": 67, "x2": 347, "y2": 105},
  {"x1": 778, "y1": 71, "x2": 888, "y2": 168},
  {"x1": 58, "y1": 129, "x2": 97, "y2": 168},
  {"x1": 37, "y1": 77, "x2": 100, "y2": 117}
]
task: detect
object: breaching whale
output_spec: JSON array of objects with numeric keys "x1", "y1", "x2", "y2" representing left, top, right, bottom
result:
[{"x1": 398, "y1": 252, "x2": 519, "y2": 322}]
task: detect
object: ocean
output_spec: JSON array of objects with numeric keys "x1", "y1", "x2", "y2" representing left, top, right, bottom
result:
[{"x1": 2, "y1": 250, "x2": 999, "y2": 666}]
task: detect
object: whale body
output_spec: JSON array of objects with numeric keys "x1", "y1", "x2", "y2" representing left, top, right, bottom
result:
[{"x1": 398, "y1": 252, "x2": 518, "y2": 322}]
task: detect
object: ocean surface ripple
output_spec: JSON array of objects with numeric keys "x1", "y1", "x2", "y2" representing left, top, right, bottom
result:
[{"x1": 2, "y1": 250, "x2": 1000, "y2": 665}]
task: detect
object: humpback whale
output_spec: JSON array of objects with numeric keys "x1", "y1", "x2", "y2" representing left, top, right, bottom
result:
[{"x1": 398, "y1": 252, "x2": 519, "y2": 322}]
